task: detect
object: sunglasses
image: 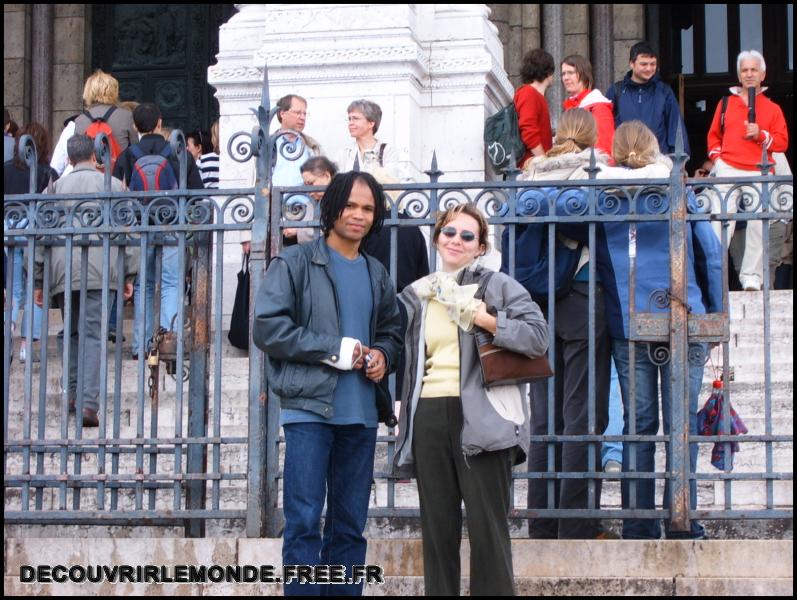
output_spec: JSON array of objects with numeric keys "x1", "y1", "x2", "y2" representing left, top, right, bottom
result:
[{"x1": 440, "y1": 226, "x2": 477, "y2": 242}]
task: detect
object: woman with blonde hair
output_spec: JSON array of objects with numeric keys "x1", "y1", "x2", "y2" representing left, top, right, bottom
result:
[
  {"x1": 74, "y1": 70, "x2": 138, "y2": 157},
  {"x1": 508, "y1": 107, "x2": 612, "y2": 539},
  {"x1": 395, "y1": 203, "x2": 548, "y2": 596},
  {"x1": 590, "y1": 120, "x2": 722, "y2": 540}
]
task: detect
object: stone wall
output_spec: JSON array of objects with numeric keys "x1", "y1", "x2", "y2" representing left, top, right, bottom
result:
[
  {"x1": 4, "y1": 4, "x2": 31, "y2": 126},
  {"x1": 52, "y1": 4, "x2": 88, "y2": 140},
  {"x1": 3, "y1": 4, "x2": 87, "y2": 142},
  {"x1": 489, "y1": 3, "x2": 645, "y2": 89},
  {"x1": 612, "y1": 4, "x2": 646, "y2": 79}
]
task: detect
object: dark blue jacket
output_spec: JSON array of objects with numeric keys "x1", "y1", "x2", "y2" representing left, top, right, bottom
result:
[
  {"x1": 554, "y1": 188, "x2": 723, "y2": 340},
  {"x1": 606, "y1": 72, "x2": 690, "y2": 156}
]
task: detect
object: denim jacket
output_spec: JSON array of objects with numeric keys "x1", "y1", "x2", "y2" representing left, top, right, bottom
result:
[{"x1": 252, "y1": 236, "x2": 402, "y2": 423}]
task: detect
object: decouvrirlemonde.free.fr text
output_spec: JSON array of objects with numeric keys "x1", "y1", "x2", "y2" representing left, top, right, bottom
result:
[{"x1": 20, "y1": 564, "x2": 385, "y2": 585}]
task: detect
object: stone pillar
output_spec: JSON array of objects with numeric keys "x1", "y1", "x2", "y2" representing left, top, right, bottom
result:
[
  {"x1": 31, "y1": 4, "x2": 53, "y2": 130},
  {"x1": 590, "y1": 4, "x2": 614, "y2": 92},
  {"x1": 542, "y1": 4, "x2": 564, "y2": 127},
  {"x1": 209, "y1": 3, "x2": 511, "y2": 313}
]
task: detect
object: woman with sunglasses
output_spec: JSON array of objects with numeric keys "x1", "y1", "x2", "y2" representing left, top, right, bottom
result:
[{"x1": 393, "y1": 203, "x2": 548, "y2": 596}]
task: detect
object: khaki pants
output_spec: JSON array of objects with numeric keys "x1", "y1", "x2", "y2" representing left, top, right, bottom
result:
[{"x1": 711, "y1": 159, "x2": 765, "y2": 289}]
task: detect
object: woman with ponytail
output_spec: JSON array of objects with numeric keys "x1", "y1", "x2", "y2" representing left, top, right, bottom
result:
[{"x1": 513, "y1": 108, "x2": 613, "y2": 539}]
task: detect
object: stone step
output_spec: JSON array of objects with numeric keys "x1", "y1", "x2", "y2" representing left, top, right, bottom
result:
[
  {"x1": 2, "y1": 539, "x2": 792, "y2": 596},
  {"x1": 4, "y1": 574, "x2": 793, "y2": 596}
]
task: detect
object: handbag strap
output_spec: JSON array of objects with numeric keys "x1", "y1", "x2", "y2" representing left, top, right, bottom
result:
[
  {"x1": 474, "y1": 269, "x2": 493, "y2": 301},
  {"x1": 242, "y1": 251, "x2": 249, "y2": 273}
]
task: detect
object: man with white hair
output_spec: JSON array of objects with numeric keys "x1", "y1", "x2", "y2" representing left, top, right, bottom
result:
[{"x1": 706, "y1": 50, "x2": 789, "y2": 291}]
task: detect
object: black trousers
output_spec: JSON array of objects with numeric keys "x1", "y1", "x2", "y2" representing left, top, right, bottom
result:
[
  {"x1": 413, "y1": 396, "x2": 515, "y2": 597},
  {"x1": 527, "y1": 281, "x2": 611, "y2": 539}
]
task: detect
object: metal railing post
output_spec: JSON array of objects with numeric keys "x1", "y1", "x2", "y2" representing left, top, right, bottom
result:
[
  {"x1": 668, "y1": 128, "x2": 691, "y2": 532},
  {"x1": 245, "y1": 64, "x2": 273, "y2": 538}
]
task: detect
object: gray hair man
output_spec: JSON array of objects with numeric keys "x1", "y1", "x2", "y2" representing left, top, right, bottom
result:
[{"x1": 706, "y1": 50, "x2": 789, "y2": 291}]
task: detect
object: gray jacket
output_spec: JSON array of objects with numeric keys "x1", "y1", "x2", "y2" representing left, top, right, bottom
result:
[
  {"x1": 393, "y1": 264, "x2": 549, "y2": 477},
  {"x1": 33, "y1": 164, "x2": 138, "y2": 296},
  {"x1": 252, "y1": 236, "x2": 402, "y2": 423},
  {"x1": 74, "y1": 104, "x2": 139, "y2": 153}
]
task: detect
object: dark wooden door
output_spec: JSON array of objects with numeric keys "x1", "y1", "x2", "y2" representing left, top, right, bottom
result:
[
  {"x1": 92, "y1": 4, "x2": 235, "y2": 133},
  {"x1": 658, "y1": 4, "x2": 793, "y2": 173}
]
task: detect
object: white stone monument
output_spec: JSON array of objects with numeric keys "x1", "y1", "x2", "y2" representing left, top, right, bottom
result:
[{"x1": 208, "y1": 3, "x2": 512, "y2": 319}]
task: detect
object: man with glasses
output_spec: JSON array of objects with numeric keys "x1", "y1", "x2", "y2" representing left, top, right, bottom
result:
[
  {"x1": 273, "y1": 94, "x2": 322, "y2": 185},
  {"x1": 273, "y1": 94, "x2": 324, "y2": 245}
]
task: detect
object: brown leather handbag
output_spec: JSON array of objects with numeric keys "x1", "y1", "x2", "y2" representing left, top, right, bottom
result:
[{"x1": 474, "y1": 272, "x2": 553, "y2": 388}]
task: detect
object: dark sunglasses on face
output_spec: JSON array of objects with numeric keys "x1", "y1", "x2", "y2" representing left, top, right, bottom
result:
[{"x1": 440, "y1": 226, "x2": 477, "y2": 242}]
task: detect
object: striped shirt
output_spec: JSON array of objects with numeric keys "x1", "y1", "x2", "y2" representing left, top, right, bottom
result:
[{"x1": 198, "y1": 152, "x2": 220, "y2": 189}]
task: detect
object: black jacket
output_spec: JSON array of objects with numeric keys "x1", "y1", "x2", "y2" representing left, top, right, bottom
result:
[{"x1": 362, "y1": 213, "x2": 430, "y2": 293}]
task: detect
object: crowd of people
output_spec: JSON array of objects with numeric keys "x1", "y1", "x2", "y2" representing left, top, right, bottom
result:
[
  {"x1": 249, "y1": 43, "x2": 789, "y2": 596},
  {"x1": 3, "y1": 42, "x2": 792, "y2": 597}
]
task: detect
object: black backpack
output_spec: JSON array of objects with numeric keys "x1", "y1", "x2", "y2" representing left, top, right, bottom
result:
[{"x1": 484, "y1": 103, "x2": 526, "y2": 171}]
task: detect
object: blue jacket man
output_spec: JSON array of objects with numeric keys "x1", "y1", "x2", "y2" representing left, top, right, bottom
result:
[
  {"x1": 253, "y1": 170, "x2": 401, "y2": 596},
  {"x1": 606, "y1": 41, "x2": 690, "y2": 156}
]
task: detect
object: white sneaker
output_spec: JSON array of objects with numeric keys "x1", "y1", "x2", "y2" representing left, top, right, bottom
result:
[
  {"x1": 740, "y1": 277, "x2": 762, "y2": 292},
  {"x1": 604, "y1": 460, "x2": 622, "y2": 479}
]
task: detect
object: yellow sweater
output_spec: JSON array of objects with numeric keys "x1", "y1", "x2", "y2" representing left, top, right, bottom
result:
[{"x1": 420, "y1": 299, "x2": 461, "y2": 398}]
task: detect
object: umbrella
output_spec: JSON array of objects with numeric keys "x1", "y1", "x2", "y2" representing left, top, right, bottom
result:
[{"x1": 697, "y1": 380, "x2": 749, "y2": 470}]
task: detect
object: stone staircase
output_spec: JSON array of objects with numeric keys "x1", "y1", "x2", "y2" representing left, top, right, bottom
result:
[{"x1": 5, "y1": 291, "x2": 794, "y2": 538}]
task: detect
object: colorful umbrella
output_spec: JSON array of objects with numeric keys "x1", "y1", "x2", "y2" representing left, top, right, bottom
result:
[{"x1": 697, "y1": 380, "x2": 749, "y2": 470}]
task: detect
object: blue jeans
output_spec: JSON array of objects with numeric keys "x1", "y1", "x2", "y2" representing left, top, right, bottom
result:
[
  {"x1": 601, "y1": 359, "x2": 624, "y2": 467},
  {"x1": 133, "y1": 244, "x2": 181, "y2": 352},
  {"x1": 612, "y1": 340, "x2": 706, "y2": 540},
  {"x1": 11, "y1": 247, "x2": 42, "y2": 340},
  {"x1": 282, "y1": 423, "x2": 377, "y2": 596}
]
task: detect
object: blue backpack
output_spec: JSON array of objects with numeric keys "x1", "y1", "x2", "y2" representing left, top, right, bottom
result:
[{"x1": 128, "y1": 144, "x2": 179, "y2": 202}]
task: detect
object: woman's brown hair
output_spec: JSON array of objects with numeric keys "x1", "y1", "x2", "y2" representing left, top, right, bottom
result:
[
  {"x1": 432, "y1": 203, "x2": 490, "y2": 253},
  {"x1": 14, "y1": 121, "x2": 51, "y2": 166},
  {"x1": 561, "y1": 54, "x2": 594, "y2": 90}
]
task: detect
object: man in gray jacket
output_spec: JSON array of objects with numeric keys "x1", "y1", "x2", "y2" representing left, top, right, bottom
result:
[
  {"x1": 34, "y1": 134, "x2": 136, "y2": 427},
  {"x1": 253, "y1": 171, "x2": 401, "y2": 596}
]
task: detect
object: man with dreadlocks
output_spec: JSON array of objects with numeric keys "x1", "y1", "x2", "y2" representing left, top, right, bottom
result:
[{"x1": 253, "y1": 170, "x2": 402, "y2": 596}]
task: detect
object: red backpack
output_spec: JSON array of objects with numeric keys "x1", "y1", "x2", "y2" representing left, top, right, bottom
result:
[{"x1": 82, "y1": 107, "x2": 122, "y2": 172}]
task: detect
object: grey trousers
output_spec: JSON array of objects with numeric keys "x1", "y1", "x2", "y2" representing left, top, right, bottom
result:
[
  {"x1": 412, "y1": 396, "x2": 515, "y2": 597},
  {"x1": 54, "y1": 290, "x2": 103, "y2": 412},
  {"x1": 528, "y1": 281, "x2": 611, "y2": 539}
]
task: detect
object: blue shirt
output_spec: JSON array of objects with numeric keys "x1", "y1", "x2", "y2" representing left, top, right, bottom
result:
[{"x1": 280, "y1": 246, "x2": 377, "y2": 427}]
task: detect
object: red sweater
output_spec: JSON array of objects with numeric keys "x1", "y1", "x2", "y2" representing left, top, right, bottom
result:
[
  {"x1": 707, "y1": 91, "x2": 788, "y2": 171},
  {"x1": 514, "y1": 84, "x2": 553, "y2": 167},
  {"x1": 563, "y1": 89, "x2": 615, "y2": 157}
]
